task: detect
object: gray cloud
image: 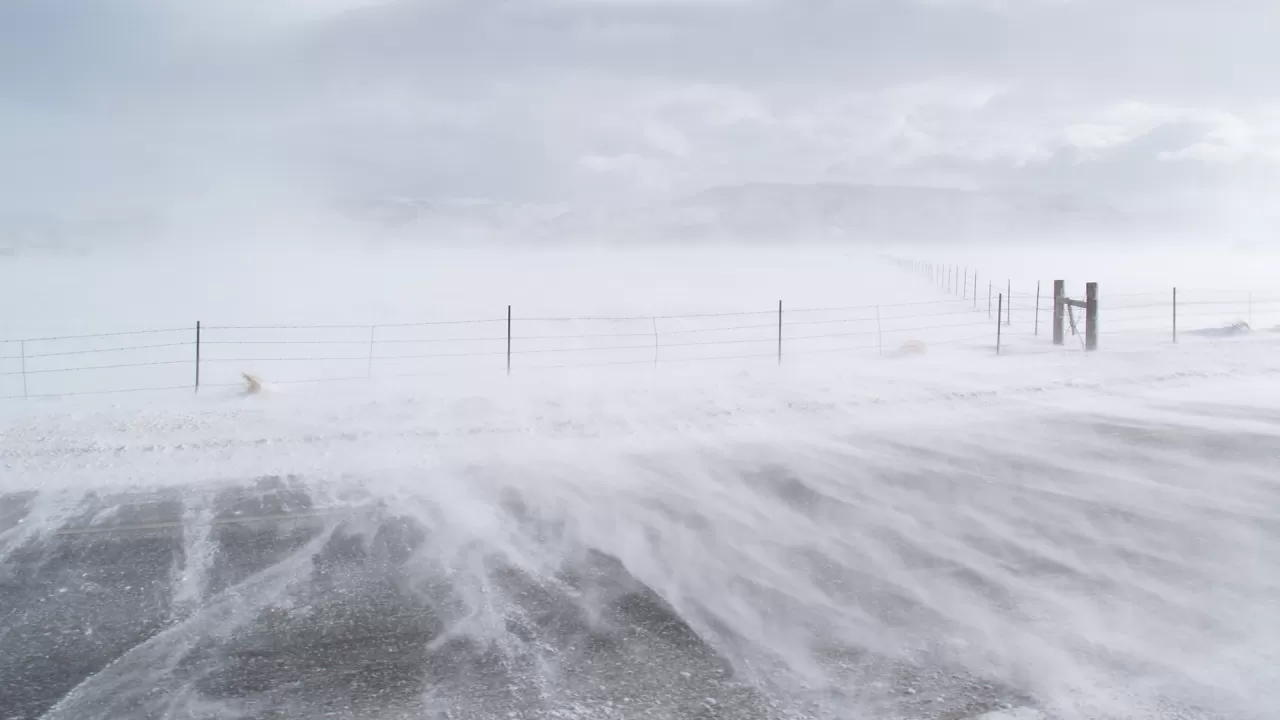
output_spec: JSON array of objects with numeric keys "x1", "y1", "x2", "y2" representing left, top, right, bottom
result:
[{"x1": 1, "y1": 0, "x2": 1277, "y2": 225}]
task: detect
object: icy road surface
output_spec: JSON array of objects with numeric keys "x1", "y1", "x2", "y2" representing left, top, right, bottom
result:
[{"x1": 1, "y1": 337, "x2": 1278, "y2": 720}]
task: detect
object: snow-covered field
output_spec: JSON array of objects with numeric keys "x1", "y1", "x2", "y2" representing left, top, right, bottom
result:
[
  {"x1": 0, "y1": 243, "x2": 1276, "y2": 399},
  {"x1": 2, "y1": 244, "x2": 1279, "y2": 719}
]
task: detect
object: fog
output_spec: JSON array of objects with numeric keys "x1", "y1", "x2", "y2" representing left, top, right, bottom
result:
[{"x1": 3, "y1": 3, "x2": 1279, "y2": 720}]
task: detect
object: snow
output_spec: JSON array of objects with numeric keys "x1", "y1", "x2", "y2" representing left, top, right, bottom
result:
[
  {"x1": 977, "y1": 710, "x2": 1048, "y2": 720},
  {"x1": 2, "y1": 243, "x2": 1279, "y2": 719}
]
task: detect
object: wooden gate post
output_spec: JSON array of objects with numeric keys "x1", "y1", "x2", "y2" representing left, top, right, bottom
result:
[
  {"x1": 1085, "y1": 282, "x2": 1098, "y2": 351},
  {"x1": 1052, "y1": 280, "x2": 1065, "y2": 346}
]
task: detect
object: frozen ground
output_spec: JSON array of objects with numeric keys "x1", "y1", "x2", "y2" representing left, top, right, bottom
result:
[{"x1": 1, "y1": 247, "x2": 1279, "y2": 719}]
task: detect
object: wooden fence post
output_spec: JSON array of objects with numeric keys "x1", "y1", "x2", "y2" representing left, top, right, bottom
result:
[
  {"x1": 1085, "y1": 282, "x2": 1098, "y2": 351},
  {"x1": 1053, "y1": 280, "x2": 1065, "y2": 346}
]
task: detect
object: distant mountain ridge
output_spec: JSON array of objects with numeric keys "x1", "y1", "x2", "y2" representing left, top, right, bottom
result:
[
  {"x1": 532, "y1": 183, "x2": 1128, "y2": 244},
  {"x1": 0, "y1": 183, "x2": 1132, "y2": 253},
  {"x1": 361, "y1": 182, "x2": 1129, "y2": 245}
]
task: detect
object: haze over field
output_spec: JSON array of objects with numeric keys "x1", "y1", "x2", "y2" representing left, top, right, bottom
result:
[{"x1": 2, "y1": 2, "x2": 1279, "y2": 720}]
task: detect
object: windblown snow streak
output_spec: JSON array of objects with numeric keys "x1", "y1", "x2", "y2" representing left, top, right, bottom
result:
[{"x1": 2, "y1": 342, "x2": 1279, "y2": 720}]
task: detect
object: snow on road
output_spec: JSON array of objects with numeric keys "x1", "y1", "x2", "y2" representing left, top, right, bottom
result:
[
  {"x1": 2, "y1": 330, "x2": 1279, "y2": 719},
  {"x1": 2, "y1": 248, "x2": 1278, "y2": 719}
]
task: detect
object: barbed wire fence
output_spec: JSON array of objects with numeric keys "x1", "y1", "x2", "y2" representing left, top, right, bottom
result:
[
  {"x1": 1, "y1": 257, "x2": 1274, "y2": 401},
  {"x1": 0, "y1": 296, "x2": 1004, "y2": 401},
  {"x1": 887, "y1": 256, "x2": 1278, "y2": 351}
]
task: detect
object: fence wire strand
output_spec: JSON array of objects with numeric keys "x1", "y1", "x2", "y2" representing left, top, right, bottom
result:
[
  {"x1": 24, "y1": 342, "x2": 196, "y2": 359},
  {"x1": 1, "y1": 327, "x2": 190, "y2": 344},
  {"x1": 1, "y1": 359, "x2": 193, "y2": 377},
  {"x1": 6, "y1": 272, "x2": 1278, "y2": 400}
]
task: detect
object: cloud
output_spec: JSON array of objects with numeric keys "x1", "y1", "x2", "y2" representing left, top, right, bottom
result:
[{"x1": 1, "y1": 0, "x2": 1277, "y2": 226}]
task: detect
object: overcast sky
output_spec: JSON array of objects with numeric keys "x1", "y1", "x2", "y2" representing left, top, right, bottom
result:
[{"x1": 1, "y1": 0, "x2": 1277, "y2": 218}]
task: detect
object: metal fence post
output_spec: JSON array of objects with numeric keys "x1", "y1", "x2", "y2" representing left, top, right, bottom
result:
[
  {"x1": 973, "y1": 272, "x2": 978, "y2": 308},
  {"x1": 652, "y1": 318, "x2": 659, "y2": 368},
  {"x1": 1034, "y1": 281, "x2": 1041, "y2": 337},
  {"x1": 506, "y1": 306, "x2": 512, "y2": 375},
  {"x1": 1006, "y1": 279, "x2": 1012, "y2": 326},
  {"x1": 1172, "y1": 288, "x2": 1178, "y2": 344},
  {"x1": 20, "y1": 340, "x2": 27, "y2": 399},
  {"x1": 777, "y1": 300, "x2": 783, "y2": 366},
  {"x1": 876, "y1": 305, "x2": 883, "y2": 356},
  {"x1": 366, "y1": 326, "x2": 376, "y2": 378},
  {"x1": 996, "y1": 294, "x2": 1003, "y2": 355},
  {"x1": 195, "y1": 321, "x2": 202, "y2": 393}
]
